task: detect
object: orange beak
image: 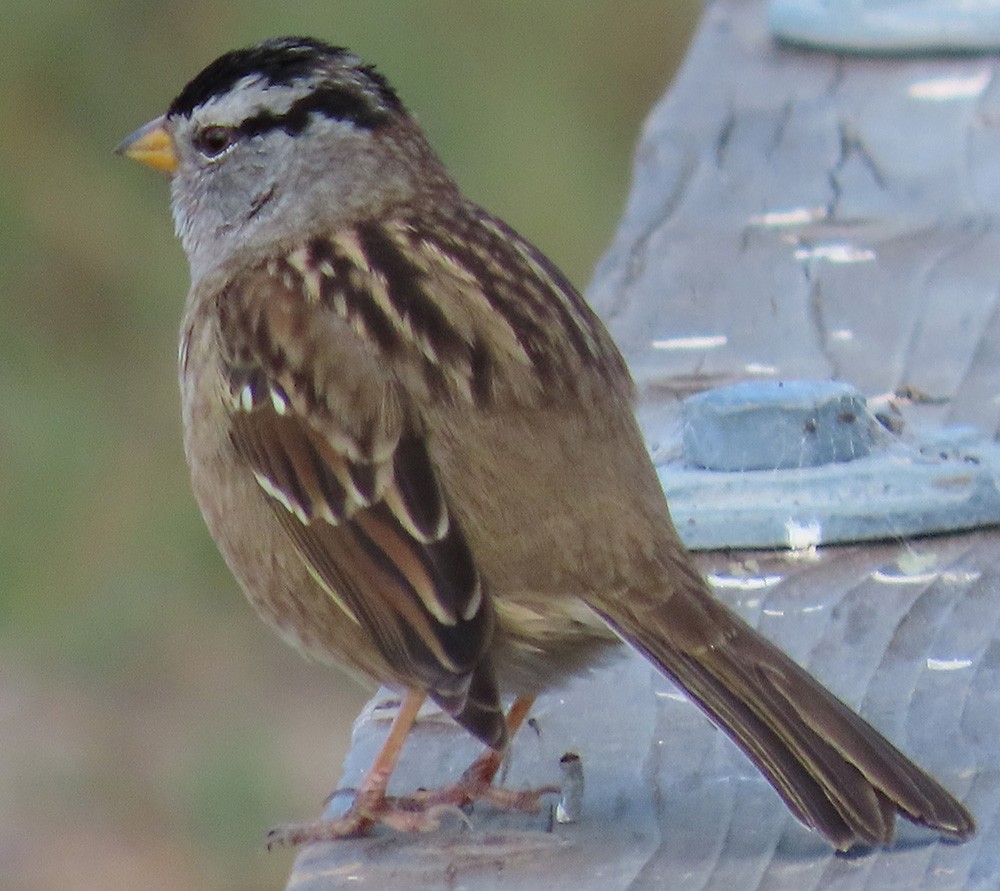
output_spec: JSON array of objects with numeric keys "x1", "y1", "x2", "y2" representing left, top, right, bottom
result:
[{"x1": 116, "y1": 116, "x2": 178, "y2": 174}]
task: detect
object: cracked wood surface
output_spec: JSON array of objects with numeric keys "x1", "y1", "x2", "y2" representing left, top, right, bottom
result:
[{"x1": 286, "y1": 1, "x2": 1000, "y2": 887}]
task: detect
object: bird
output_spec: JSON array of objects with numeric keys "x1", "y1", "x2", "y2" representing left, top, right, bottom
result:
[{"x1": 117, "y1": 36, "x2": 975, "y2": 850}]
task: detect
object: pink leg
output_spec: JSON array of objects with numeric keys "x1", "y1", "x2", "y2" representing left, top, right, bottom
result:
[{"x1": 267, "y1": 689, "x2": 426, "y2": 847}]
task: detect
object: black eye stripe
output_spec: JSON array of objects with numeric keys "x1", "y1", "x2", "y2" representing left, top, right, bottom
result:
[{"x1": 237, "y1": 84, "x2": 393, "y2": 139}]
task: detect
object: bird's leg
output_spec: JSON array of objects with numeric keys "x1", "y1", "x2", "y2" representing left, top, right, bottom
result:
[
  {"x1": 268, "y1": 694, "x2": 559, "y2": 847},
  {"x1": 267, "y1": 689, "x2": 429, "y2": 846},
  {"x1": 402, "y1": 695, "x2": 559, "y2": 812}
]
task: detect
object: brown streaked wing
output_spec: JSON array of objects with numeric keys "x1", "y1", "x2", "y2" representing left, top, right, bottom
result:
[
  {"x1": 217, "y1": 255, "x2": 500, "y2": 742},
  {"x1": 227, "y1": 388, "x2": 496, "y2": 701}
]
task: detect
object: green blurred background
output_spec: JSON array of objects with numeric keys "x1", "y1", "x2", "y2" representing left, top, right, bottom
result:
[{"x1": 0, "y1": 3, "x2": 701, "y2": 888}]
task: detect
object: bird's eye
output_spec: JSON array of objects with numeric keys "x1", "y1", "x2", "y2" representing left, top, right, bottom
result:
[{"x1": 193, "y1": 125, "x2": 238, "y2": 159}]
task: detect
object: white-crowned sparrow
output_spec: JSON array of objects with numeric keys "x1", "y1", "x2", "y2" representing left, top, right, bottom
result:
[{"x1": 117, "y1": 37, "x2": 975, "y2": 849}]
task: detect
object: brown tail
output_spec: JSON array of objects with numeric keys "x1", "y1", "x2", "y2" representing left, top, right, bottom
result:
[{"x1": 587, "y1": 579, "x2": 975, "y2": 850}]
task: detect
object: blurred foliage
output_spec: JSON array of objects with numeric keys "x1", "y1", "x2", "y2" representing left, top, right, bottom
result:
[{"x1": 0, "y1": 2, "x2": 700, "y2": 889}]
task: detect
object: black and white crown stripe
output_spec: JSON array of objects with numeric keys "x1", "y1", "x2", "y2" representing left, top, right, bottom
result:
[{"x1": 168, "y1": 37, "x2": 404, "y2": 131}]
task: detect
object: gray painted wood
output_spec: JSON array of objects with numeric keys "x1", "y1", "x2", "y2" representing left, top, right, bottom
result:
[{"x1": 286, "y1": 1, "x2": 1000, "y2": 886}]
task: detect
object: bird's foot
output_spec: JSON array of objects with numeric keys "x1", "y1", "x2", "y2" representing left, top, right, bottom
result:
[
  {"x1": 401, "y1": 753, "x2": 559, "y2": 813},
  {"x1": 266, "y1": 758, "x2": 559, "y2": 847},
  {"x1": 266, "y1": 787, "x2": 472, "y2": 847}
]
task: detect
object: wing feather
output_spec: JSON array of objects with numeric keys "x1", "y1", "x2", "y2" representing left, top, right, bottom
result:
[{"x1": 218, "y1": 261, "x2": 500, "y2": 741}]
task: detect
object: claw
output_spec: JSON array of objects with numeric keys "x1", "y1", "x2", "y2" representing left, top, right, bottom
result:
[
  {"x1": 477, "y1": 783, "x2": 560, "y2": 811},
  {"x1": 266, "y1": 813, "x2": 374, "y2": 848},
  {"x1": 322, "y1": 786, "x2": 359, "y2": 807}
]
